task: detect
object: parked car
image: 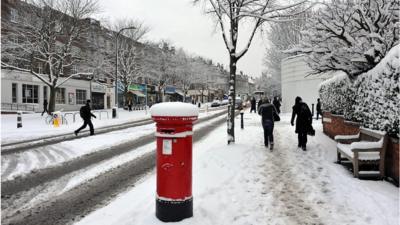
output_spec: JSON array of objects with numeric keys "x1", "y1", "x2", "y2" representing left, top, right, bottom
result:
[
  {"x1": 220, "y1": 99, "x2": 229, "y2": 106},
  {"x1": 211, "y1": 100, "x2": 221, "y2": 107},
  {"x1": 235, "y1": 97, "x2": 243, "y2": 109}
]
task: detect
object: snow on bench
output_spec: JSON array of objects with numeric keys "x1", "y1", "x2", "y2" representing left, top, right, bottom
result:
[{"x1": 335, "y1": 128, "x2": 388, "y2": 179}]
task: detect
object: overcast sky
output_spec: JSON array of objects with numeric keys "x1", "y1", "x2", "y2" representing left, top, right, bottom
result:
[{"x1": 96, "y1": 0, "x2": 267, "y2": 78}]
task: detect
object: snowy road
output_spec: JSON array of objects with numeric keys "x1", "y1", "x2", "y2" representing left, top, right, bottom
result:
[
  {"x1": 74, "y1": 112, "x2": 398, "y2": 225},
  {"x1": 1, "y1": 109, "x2": 235, "y2": 225}
]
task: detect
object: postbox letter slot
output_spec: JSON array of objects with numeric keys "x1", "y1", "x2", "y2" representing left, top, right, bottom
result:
[{"x1": 160, "y1": 128, "x2": 175, "y2": 134}]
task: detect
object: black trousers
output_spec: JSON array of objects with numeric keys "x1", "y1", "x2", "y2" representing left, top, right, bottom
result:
[
  {"x1": 316, "y1": 111, "x2": 323, "y2": 120},
  {"x1": 76, "y1": 119, "x2": 94, "y2": 135},
  {"x1": 41, "y1": 108, "x2": 48, "y2": 116},
  {"x1": 262, "y1": 120, "x2": 274, "y2": 146},
  {"x1": 298, "y1": 132, "x2": 307, "y2": 147},
  {"x1": 250, "y1": 107, "x2": 256, "y2": 113}
]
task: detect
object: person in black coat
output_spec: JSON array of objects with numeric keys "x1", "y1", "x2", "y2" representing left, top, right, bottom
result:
[
  {"x1": 258, "y1": 98, "x2": 279, "y2": 150},
  {"x1": 75, "y1": 100, "x2": 96, "y2": 136},
  {"x1": 272, "y1": 97, "x2": 281, "y2": 114},
  {"x1": 291, "y1": 96, "x2": 312, "y2": 151},
  {"x1": 41, "y1": 99, "x2": 48, "y2": 116},
  {"x1": 250, "y1": 97, "x2": 256, "y2": 113}
]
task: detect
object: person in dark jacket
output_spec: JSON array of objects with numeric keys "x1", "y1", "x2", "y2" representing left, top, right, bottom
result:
[
  {"x1": 316, "y1": 98, "x2": 322, "y2": 120},
  {"x1": 272, "y1": 97, "x2": 281, "y2": 114},
  {"x1": 250, "y1": 97, "x2": 256, "y2": 113},
  {"x1": 258, "y1": 98, "x2": 279, "y2": 150},
  {"x1": 74, "y1": 100, "x2": 96, "y2": 136},
  {"x1": 257, "y1": 98, "x2": 263, "y2": 111},
  {"x1": 41, "y1": 99, "x2": 48, "y2": 116},
  {"x1": 291, "y1": 96, "x2": 312, "y2": 151}
]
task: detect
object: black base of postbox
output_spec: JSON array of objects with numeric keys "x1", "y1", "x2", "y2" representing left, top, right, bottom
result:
[{"x1": 156, "y1": 197, "x2": 193, "y2": 222}]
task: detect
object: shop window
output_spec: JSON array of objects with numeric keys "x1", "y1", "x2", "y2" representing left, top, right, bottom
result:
[
  {"x1": 55, "y1": 88, "x2": 65, "y2": 104},
  {"x1": 76, "y1": 89, "x2": 87, "y2": 104},
  {"x1": 12, "y1": 83, "x2": 17, "y2": 103},
  {"x1": 22, "y1": 84, "x2": 39, "y2": 103}
]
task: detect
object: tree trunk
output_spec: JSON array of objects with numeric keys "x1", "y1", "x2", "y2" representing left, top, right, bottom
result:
[
  {"x1": 227, "y1": 55, "x2": 237, "y2": 144},
  {"x1": 48, "y1": 86, "x2": 56, "y2": 113}
]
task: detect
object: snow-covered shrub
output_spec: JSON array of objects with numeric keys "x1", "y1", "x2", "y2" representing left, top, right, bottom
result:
[
  {"x1": 353, "y1": 45, "x2": 399, "y2": 136},
  {"x1": 319, "y1": 72, "x2": 355, "y2": 119}
]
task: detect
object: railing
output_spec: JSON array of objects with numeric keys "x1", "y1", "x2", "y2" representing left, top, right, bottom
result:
[
  {"x1": 93, "y1": 110, "x2": 109, "y2": 120},
  {"x1": 1, "y1": 103, "x2": 36, "y2": 112}
]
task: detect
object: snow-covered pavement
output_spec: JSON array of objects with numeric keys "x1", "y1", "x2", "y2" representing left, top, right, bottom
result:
[{"x1": 74, "y1": 112, "x2": 399, "y2": 225}]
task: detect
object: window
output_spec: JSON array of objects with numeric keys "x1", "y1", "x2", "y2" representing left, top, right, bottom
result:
[
  {"x1": 22, "y1": 84, "x2": 39, "y2": 103},
  {"x1": 37, "y1": 63, "x2": 43, "y2": 74},
  {"x1": 72, "y1": 65, "x2": 78, "y2": 75},
  {"x1": 76, "y1": 89, "x2": 87, "y2": 104},
  {"x1": 55, "y1": 88, "x2": 65, "y2": 104},
  {"x1": 43, "y1": 86, "x2": 47, "y2": 101},
  {"x1": 10, "y1": 8, "x2": 18, "y2": 23},
  {"x1": 12, "y1": 83, "x2": 17, "y2": 103}
]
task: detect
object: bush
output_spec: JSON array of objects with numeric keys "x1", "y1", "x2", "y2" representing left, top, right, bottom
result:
[
  {"x1": 353, "y1": 45, "x2": 399, "y2": 136},
  {"x1": 319, "y1": 72, "x2": 355, "y2": 119},
  {"x1": 319, "y1": 45, "x2": 399, "y2": 137}
]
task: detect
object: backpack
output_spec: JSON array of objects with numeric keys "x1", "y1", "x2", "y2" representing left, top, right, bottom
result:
[
  {"x1": 79, "y1": 106, "x2": 85, "y2": 118},
  {"x1": 299, "y1": 103, "x2": 311, "y2": 118}
]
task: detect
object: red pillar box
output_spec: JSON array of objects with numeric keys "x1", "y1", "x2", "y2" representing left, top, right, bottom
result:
[{"x1": 150, "y1": 102, "x2": 199, "y2": 222}]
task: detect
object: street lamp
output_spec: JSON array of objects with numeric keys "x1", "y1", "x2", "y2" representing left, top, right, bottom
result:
[{"x1": 115, "y1": 26, "x2": 136, "y2": 108}]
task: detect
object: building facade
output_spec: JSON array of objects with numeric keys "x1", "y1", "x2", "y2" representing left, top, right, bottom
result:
[{"x1": 281, "y1": 55, "x2": 332, "y2": 113}]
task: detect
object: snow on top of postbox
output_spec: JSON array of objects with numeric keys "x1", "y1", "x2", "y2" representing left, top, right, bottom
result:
[{"x1": 150, "y1": 102, "x2": 199, "y2": 117}]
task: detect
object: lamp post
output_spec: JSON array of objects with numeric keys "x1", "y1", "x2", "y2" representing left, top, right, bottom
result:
[{"x1": 115, "y1": 26, "x2": 136, "y2": 108}]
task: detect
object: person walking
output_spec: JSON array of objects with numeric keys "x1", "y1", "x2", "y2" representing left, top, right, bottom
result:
[
  {"x1": 128, "y1": 99, "x2": 132, "y2": 111},
  {"x1": 250, "y1": 97, "x2": 256, "y2": 113},
  {"x1": 273, "y1": 96, "x2": 281, "y2": 114},
  {"x1": 316, "y1": 98, "x2": 322, "y2": 120},
  {"x1": 291, "y1": 96, "x2": 312, "y2": 151},
  {"x1": 258, "y1": 98, "x2": 279, "y2": 151},
  {"x1": 41, "y1": 99, "x2": 48, "y2": 116},
  {"x1": 74, "y1": 100, "x2": 96, "y2": 136}
]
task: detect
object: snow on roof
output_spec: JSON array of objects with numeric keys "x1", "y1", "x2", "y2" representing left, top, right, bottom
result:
[{"x1": 150, "y1": 102, "x2": 199, "y2": 117}]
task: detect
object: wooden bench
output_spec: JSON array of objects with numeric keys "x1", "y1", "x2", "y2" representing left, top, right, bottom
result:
[{"x1": 335, "y1": 128, "x2": 388, "y2": 179}]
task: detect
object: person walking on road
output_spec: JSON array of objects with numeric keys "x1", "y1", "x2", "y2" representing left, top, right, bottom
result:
[
  {"x1": 41, "y1": 99, "x2": 48, "y2": 116},
  {"x1": 291, "y1": 96, "x2": 313, "y2": 151},
  {"x1": 250, "y1": 97, "x2": 256, "y2": 113},
  {"x1": 273, "y1": 96, "x2": 281, "y2": 114},
  {"x1": 75, "y1": 100, "x2": 96, "y2": 136},
  {"x1": 258, "y1": 98, "x2": 280, "y2": 151},
  {"x1": 316, "y1": 98, "x2": 322, "y2": 120}
]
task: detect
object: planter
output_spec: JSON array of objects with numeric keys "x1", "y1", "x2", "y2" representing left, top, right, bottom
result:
[
  {"x1": 322, "y1": 112, "x2": 360, "y2": 139},
  {"x1": 322, "y1": 111, "x2": 399, "y2": 186}
]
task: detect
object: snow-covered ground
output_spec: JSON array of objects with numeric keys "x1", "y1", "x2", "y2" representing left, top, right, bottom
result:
[
  {"x1": 1, "y1": 105, "x2": 222, "y2": 144},
  {"x1": 74, "y1": 113, "x2": 399, "y2": 225},
  {"x1": 1, "y1": 108, "x2": 227, "y2": 181}
]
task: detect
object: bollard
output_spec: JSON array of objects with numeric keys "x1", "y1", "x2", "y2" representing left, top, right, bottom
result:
[
  {"x1": 17, "y1": 111, "x2": 22, "y2": 128},
  {"x1": 150, "y1": 102, "x2": 199, "y2": 222},
  {"x1": 112, "y1": 107, "x2": 117, "y2": 119},
  {"x1": 240, "y1": 110, "x2": 244, "y2": 129}
]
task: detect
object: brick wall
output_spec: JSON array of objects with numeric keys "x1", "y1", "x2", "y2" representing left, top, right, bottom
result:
[
  {"x1": 322, "y1": 112, "x2": 399, "y2": 186},
  {"x1": 322, "y1": 112, "x2": 360, "y2": 139}
]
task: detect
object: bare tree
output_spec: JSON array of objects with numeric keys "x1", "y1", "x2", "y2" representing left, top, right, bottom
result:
[
  {"x1": 195, "y1": 0, "x2": 311, "y2": 144},
  {"x1": 1, "y1": 0, "x2": 100, "y2": 112},
  {"x1": 110, "y1": 19, "x2": 150, "y2": 106}
]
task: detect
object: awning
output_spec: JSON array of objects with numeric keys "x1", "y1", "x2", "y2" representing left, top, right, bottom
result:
[{"x1": 129, "y1": 90, "x2": 145, "y2": 97}]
